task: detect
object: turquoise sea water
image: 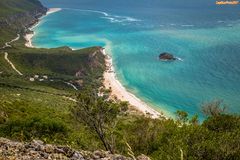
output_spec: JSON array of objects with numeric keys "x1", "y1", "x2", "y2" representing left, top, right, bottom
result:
[{"x1": 35, "y1": 0, "x2": 240, "y2": 119}]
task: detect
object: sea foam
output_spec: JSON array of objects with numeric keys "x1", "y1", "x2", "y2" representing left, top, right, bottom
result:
[{"x1": 62, "y1": 8, "x2": 141, "y2": 24}]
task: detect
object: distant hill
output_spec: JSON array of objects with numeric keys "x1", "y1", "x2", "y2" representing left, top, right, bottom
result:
[
  {"x1": 0, "y1": 0, "x2": 47, "y2": 46},
  {"x1": 0, "y1": 0, "x2": 45, "y2": 17}
]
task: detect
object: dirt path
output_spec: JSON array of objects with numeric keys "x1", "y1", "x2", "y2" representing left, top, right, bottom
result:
[
  {"x1": 4, "y1": 52, "x2": 23, "y2": 76},
  {"x1": 1, "y1": 34, "x2": 20, "y2": 49},
  {"x1": 62, "y1": 96, "x2": 77, "y2": 102},
  {"x1": 1, "y1": 34, "x2": 78, "y2": 102},
  {"x1": 64, "y1": 82, "x2": 78, "y2": 90},
  {"x1": 1, "y1": 34, "x2": 23, "y2": 75}
]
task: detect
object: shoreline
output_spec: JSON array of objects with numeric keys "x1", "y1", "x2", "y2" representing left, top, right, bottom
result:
[
  {"x1": 24, "y1": 8, "x2": 62, "y2": 48},
  {"x1": 24, "y1": 7, "x2": 166, "y2": 119},
  {"x1": 102, "y1": 49, "x2": 166, "y2": 119}
]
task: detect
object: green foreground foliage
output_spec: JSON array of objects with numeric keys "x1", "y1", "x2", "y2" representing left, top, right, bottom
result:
[
  {"x1": 1, "y1": 88, "x2": 240, "y2": 159},
  {"x1": 72, "y1": 91, "x2": 240, "y2": 159}
]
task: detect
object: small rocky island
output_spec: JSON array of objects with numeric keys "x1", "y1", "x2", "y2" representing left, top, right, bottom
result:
[{"x1": 159, "y1": 52, "x2": 176, "y2": 61}]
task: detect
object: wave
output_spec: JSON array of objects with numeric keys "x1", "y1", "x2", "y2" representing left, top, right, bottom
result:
[
  {"x1": 176, "y1": 57, "x2": 184, "y2": 61},
  {"x1": 101, "y1": 15, "x2": 141, "y2": 23},
  {"x1": 217, "y1": 20, "x2": 225, "y2": 23},
  {"x1": 62, "y1": 8, "x2": 109, "y2": 16},
  {"x1": 181, "y1": 24, "x2": 194, "y2": 27},
  {"x1": 62, "y1": 8, "x2": 141, "y2": 24},
  {"x1": 101, "y1": 14, "x2": 141, "y2": 24}
]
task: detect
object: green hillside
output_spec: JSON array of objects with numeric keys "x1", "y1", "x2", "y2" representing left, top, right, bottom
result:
[
  {"x1": 0, "y1": 0, "x2": 46, "y2": 46},
  {"x1": 0, "y1": 0, "x2": 240, "y2": 159},
  {"x1": 0, "y1": 0, "x2": 44, "y2": 17},
  {"x1": 0, "y1": 0, "x2": 106, "y2": 151}
]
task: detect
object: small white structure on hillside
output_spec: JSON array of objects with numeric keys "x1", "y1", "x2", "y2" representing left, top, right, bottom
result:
[
  {"x1": 29, "y1": 78, "x2": 35, "y2": 82},
  {"x1": 43, "y1": 75, "x2": 48, "y2": 79},
  {"x1": 34, "y1": 75, "x2": 39, "y2": 79}
]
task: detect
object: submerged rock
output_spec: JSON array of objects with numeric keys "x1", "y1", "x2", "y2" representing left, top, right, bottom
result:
[{"x1": 159, "y1": 52, "x2": 176, "y2": 61}]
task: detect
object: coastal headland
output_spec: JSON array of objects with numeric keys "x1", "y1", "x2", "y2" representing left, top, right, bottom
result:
[{"x1": 24, "y1": 7, "x2": 165, "y2": 119}]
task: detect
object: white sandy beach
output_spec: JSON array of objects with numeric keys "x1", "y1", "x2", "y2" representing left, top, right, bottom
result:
[
  {"x1": 102, "y1": 49, "x2": 165, "y2": 119},
  {"x1": 24, "y1": 7, "x2": 165, "y2": 119},
  {"x1": 46, "y1": 8, "x2": 62, "y2": 15},
  {"x1": 24, "y1": 8, "x2": 62, "y2": 48},
  {"x1": 25, "y1": 33, "x2": 34, "y2": 48}
]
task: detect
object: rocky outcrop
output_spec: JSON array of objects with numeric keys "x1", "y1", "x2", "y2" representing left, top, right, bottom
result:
[
  {"x1": 159, "y1": 52, "x2": 176, "y2": 61},
  {"x1": 88, "y1": 47, "x2": 105, "y2": 70},
  {"x1": 0, "y1": 138, "x2": 151, "y2": 160}
]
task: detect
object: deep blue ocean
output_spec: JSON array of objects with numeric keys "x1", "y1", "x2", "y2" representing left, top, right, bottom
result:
[{"x1": 37, "y1": 0, "x2": 240, "y2": 119}]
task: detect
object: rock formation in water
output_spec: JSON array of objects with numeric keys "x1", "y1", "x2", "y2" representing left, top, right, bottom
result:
[{"x1": 159, "y1": 52, "x2": 176, "y2": 61}]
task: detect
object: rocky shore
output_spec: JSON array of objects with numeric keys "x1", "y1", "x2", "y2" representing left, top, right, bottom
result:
[{"x1": 0, "y1": 138, "x2": 150, "y2": 160}]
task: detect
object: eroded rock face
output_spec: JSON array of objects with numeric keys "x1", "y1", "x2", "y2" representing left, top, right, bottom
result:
[
  {"x1": 159, "y1": 52, "x2": 176, "y2": 61},
  {"x1": 0, "y1": 137, "x2": 149, "y2": 160}
]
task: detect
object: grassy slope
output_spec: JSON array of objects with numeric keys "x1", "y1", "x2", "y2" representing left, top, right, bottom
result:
[
  {"x1": 0, "y1": 44, "x2": 105, "y2": 150},
  {"x1": 0, "y1": 0, "x2": 105, "y2": 151}
]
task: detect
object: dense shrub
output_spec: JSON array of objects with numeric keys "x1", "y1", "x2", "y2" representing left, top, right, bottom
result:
[
  {"x1": 203, "y1": 114, "x2": 240, "y2": 132},
  {"x1": 0, "y1": 116, "x2": 67, "y2": 141},
  {"x1": 117, "y1": 114, "x2": 240, "y2": 160}
]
